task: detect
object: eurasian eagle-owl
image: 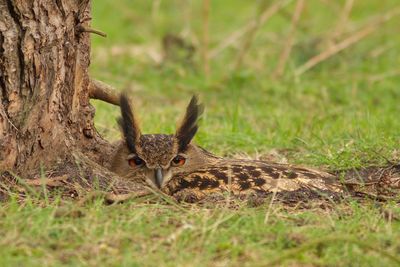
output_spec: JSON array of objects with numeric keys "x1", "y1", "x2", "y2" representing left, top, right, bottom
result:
[{"x1": 110, "y1": 94, "x2": 344, "y2": 202}]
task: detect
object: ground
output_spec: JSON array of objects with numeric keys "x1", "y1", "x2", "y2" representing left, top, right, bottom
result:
[{"x1": 1, "y1": 0, "x2": 400, "y2": 266}]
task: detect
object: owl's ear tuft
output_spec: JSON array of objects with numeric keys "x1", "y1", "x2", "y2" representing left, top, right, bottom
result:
[
  {"x1": 118, "y1": 93, "x2": 141, "y2": 153},
  {"x1": 175, "y1": 95, "x2": 204, "y2": 152}
]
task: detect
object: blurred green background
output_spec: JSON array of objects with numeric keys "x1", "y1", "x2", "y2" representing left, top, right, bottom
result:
[{"x1": 91, "y1": 0, "x2": 400, "y2": 170}]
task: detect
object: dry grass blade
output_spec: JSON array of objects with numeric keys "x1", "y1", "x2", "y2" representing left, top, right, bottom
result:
[
  {"x1": 329, "y1": 0, "x2": 355, "y2": 41},
  {"x1": 75, "y1": 190, "x2": 152, "y2": 206},
  {"x1": 8, "y1": 172, "x2": 40, "y2": 198},
  {"x1": 210, "y1": 0, "x2": 293, "y2": 59},
  {"x1": 25, "y1": 175, "x2": 69, "y2": 187},
  {"x1": 295, "y1": 7, "x2": 400, "y2": 76},
  {"x1": 368, "y1": 69, "x2": 400, "y2": 84},
  {"x1": 144, "y1": 186, "x2": 190, "y2": 213},
  {"x1": 234, "y1": 0, "x2": 293, "y2": 71},
  {"x1": 105, "y1": 191, "x2": 152, "y2": 203},
  {"x1": 318, "y1": 0, "x2": 341, "y2": 11},
  {"x1": 273, "y1": 0, "x2": 305, "y2": 77},
  {"x1": 264, "y1": 173, "x2": 282, "y2": 224}
]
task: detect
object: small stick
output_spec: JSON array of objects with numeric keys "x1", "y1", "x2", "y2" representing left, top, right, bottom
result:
[
  {"x1": 295, "y1": 8, "x2": 400, "y2": 76},
  {"x1": 201, "y1": 0, "x2": 210, "y2": 76},
  {"x1": 25, "y1": 175, "x2": 69, "y2": 187},
  {"x1": 273, "y1": 0, "x2": 305, "y2": 77},
  {"x1": 89, "y1": 79, "x2": 120, "y2": 106},
  {"x1": 78, "y1": 25, "x2": 107, "y2": 38},
  {"x1": 295, "y1": 27, "x2": 373, "y2": 76}
]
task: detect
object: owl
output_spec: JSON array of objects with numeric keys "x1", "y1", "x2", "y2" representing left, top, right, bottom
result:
[{"x1": 110, "y1": 94, "x2": 344, "y2": 202}]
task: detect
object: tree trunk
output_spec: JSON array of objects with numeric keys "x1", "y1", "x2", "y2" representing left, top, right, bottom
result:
[{"x1": 0, "y1": 0, "x2": 116, "y2": 185}]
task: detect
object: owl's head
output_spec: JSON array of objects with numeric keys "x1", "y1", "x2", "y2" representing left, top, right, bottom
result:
[{"x1": 111, "y1": 94, "x2": 214, "y2": 189}]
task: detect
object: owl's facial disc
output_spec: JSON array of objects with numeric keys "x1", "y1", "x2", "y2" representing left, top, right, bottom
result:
[{"x1": 118, "y1": 94, "x2": 203, "y2": 189}]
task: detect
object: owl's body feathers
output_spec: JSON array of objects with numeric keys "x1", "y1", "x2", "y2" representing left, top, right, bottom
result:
[
  {"x1": 111, "y1": 95, "x2": 346, "y2": 202},
  {"x1": 165, "y1": 159, "x2": 343, "y2": 202}
]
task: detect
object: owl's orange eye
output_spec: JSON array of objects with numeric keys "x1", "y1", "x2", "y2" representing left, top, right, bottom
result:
[
  {"x1": 172, "y1": 155, "x2": 186, "y2": 166},
  {"x1": 128, "y1": 156, "x2": 144, "y2": 167}
]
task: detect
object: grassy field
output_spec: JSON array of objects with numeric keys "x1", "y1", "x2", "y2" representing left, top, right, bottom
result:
[{"x1": 2, "y1": 0, "x2": 400, "y2": 266}]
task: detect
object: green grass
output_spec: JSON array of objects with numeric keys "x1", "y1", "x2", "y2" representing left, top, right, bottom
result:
[
  {"x1": 3, "y1": 0, "x2": 400, "y2": 266},
  {"x1": 1, "y1": 196, "x2": 400, "y2": 266}
]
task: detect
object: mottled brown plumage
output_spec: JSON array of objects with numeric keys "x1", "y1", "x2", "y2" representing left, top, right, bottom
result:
[
  {"x1": 110, "y1": 95, "x2": 348, "y2": 202},
  {"x1": 111, "y1": 95, "x2": 216, "y2": 189},
  {"x1": 165, "y1": 160, "x2": 343, "y2": 202}
]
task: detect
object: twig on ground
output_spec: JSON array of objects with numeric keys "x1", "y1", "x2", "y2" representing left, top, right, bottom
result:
[
  {"x1": 273, "y1": 0, "x2": 305, "y2": 77},
  {"x1": 295, "y1": 7, "x2": 400, "y2": 76},
  {"x1": 25, "y1": 175, "x2": 69, "y2": 187}
]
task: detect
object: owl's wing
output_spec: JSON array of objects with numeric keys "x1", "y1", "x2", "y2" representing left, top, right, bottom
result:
[{"x1": 164, "y1": 160, "x2": 344, "y2": 203}]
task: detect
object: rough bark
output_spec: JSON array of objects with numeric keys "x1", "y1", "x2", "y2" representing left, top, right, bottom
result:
[{"x1": 0, "y1": 0, "x2": 111, "y2": 178}]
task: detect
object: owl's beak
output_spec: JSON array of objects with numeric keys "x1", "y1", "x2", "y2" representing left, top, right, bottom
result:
[{"x1": 155, "y1": 168, "x2": 163, "y2": 188}]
